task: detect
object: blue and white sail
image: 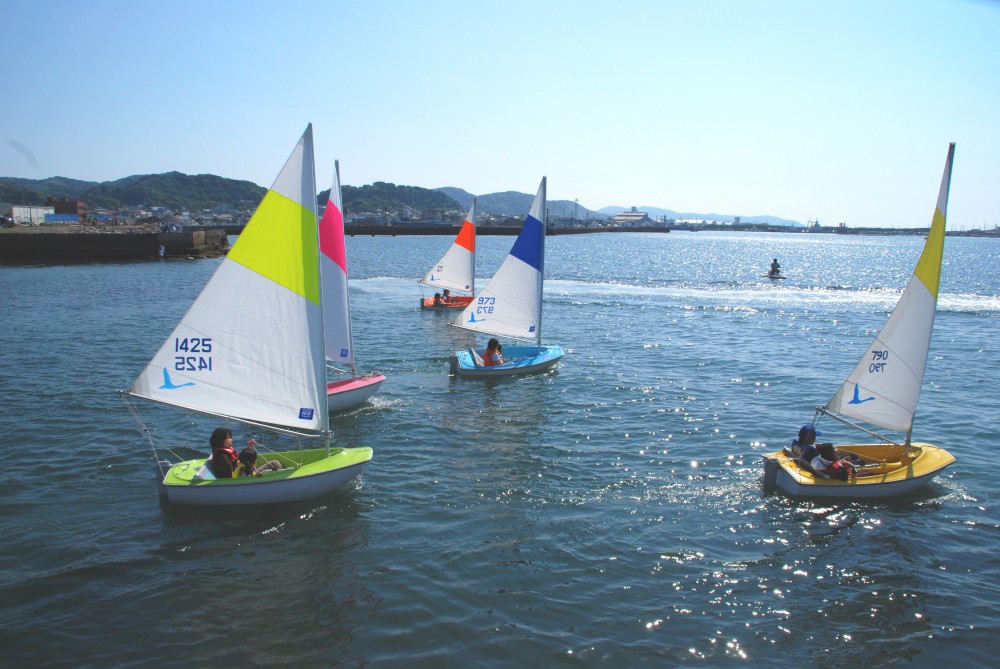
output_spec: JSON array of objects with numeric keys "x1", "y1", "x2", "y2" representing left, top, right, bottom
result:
[{"x1": 457, "y1": 178, "x2": 546, "y2": 343}]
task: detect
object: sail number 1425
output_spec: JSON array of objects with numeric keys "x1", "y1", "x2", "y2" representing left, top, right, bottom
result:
[{"x1": 174, "y1": 337, "x2": 213, "y2": 371}]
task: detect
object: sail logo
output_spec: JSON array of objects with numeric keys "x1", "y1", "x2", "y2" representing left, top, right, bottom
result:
[
  {"x1": 299, "y1": 408, "x2": 315, "y2": 420},
  {"x1": 848, "y1": 384, "x2": 876, "y2": 405},
  {"x1": 528, "y1": 324, "x2": 536, "y2": 333},
  {"x1": 340, "y1": 348, "x2": 349, "y2": 358},
  {"x1": 467, "y1": 313, "x2": 487, "y2": 324},
  {"x1": 160, "y1": 369, "x2": 195, "y2": 390}
]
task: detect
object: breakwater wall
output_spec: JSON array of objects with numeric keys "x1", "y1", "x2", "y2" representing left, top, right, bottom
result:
[{"x1": 0, "y1": 227, "x2": 229, "y2": 262}]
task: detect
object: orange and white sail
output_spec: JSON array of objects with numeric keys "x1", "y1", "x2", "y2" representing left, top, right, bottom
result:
[{"x1": 420, "y1": 200, "x2": 476, "y2": 294}]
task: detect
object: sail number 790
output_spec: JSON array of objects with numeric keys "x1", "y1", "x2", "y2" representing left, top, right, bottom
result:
[
  {"x1": 476, "y1": 296, "x2": 496, "y2": 315},
  {"x1": 869, "y1": 349, "x2": 889, "y2": 373},
  {"x1": 174, "y1": 337, "x2": 213, "y2": 371}
]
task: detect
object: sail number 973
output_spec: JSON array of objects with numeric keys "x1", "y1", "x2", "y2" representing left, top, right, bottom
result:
[
  {"x1": 174, "y1": 337, "x2": 213, "y2": 371},
  {"x1": 475, "y1": 296, "x2": 496, "y2": 315},
  {"x1": 869, "y1": 349, "x2": 889, "y2": 373}
]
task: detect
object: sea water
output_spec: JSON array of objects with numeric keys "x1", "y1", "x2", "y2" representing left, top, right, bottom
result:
[{"x1": 0, "y1": 231, "x2": 997, "y2": 668}]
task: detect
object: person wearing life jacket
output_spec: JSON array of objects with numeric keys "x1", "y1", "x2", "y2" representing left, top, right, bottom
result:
[
  {"x1": 484, "y1": 338, "x2": 504, "y2": 366},
  {"x1": 792, "y1": 424, "x2": 821, "y2": 463},
  {"x1": 441, "y1": 289, "x2": 451, "y2": 305},
  {"x1": 208, "y1": 427, "x2": 282, "y2": 478},
  {"x1": 811, "y1": 443, "x2": 855, "y2": 481}
]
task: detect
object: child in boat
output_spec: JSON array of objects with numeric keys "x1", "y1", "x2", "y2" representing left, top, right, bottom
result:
[
  {"x1": 791, "y1": 424, "x2": 820, "y2": 462},
  {"x1": 484, "y1": 338, "x2": 504, "y2": 366},
  {"x1": 811, "y1": 443, "x2": 855, "y2": 480},
  {"x1": 208, "y1": 428, "x2": 282, "y2": 477},
  {"x1": 441, "y1": 289, "x2": 451, "y2": 304},
  {"x1": 433, "y1": 292, "x2": 443, "y2": 306}
]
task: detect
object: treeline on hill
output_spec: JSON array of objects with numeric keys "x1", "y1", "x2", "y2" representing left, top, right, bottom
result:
[
  {"x1": 323, "y1": 182, "x2": 460, "y2": 214},
  {"x1": 1, "y1": 174, "x2": 461, "y2": 214}
]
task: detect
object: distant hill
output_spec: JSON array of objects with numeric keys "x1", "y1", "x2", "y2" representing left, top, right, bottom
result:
[
  {"x1": 437, "y1": 187, "x2": 601, "y2": 220},
  {"x1": 2, "y1": 173, "x2": 797, "y2": 225},
  {"x1": 79, "y1": 172, "x2": 266, "y2": 210},
  {"x1": 323, "y1": 182, "x2": 461, "y2": 214},
  {"x1": 0, "y1": 173, "x2": 264, "y2": 211},
  {"x1": 0, "y1": 176, "x2": 101, "y2": 204}
]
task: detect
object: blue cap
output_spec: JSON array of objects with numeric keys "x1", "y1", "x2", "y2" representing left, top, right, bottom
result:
[{"x1": 799, "y1": 424, "x2": 822, "y2": 438}]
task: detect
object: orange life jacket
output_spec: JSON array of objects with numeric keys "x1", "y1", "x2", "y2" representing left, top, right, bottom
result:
[{"x1": 484, "y1": 348, "x2": 501, "y2": 366}]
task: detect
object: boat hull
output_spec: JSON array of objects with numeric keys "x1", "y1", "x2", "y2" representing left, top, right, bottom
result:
[
  {"x1": 450, "y1": 345, "x2": 564, "y2": 377},
  {"x1": 761, "y1": 442, "x2": 954, "y2": 499},
  {"x1": 161, "y1": 446, "x2": 373, "y2": 505},
  {"x1": 326, "y1": 374, "x2": 385, "y2": 413},
  {"x1": 421, "y1": 295, "x2": 474, "y2": 310}
]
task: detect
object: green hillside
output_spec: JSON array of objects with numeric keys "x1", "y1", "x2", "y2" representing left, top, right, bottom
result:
[{"x1": 322, "y1": 182, "x2": 461, "y2": 214}]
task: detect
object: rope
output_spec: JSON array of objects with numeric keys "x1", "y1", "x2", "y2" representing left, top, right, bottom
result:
[{"x1": 120, "y1": 391, "x2": 311, "y2": 470}]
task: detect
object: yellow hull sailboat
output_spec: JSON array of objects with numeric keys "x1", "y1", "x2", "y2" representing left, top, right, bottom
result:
[{"x1": 763, "y1": 143, "x2": 957, "y2": 499}]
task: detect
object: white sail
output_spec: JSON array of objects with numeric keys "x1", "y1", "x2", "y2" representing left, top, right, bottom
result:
[
  {"x1": 319, "y1": 160, "x2": 355, "y2": 371},
  {"x1": 130, "y1": 125, "x2": 327, "y2": 433},
  {"x1": 825, "y1": 143, "x2": 955, "y2": 433},
  {"x1": 457, "y1": 178, "x2": 545, "y2": 343},
  {"x1": 420, "y1": 200, "x2": 476, "y2": 294}
]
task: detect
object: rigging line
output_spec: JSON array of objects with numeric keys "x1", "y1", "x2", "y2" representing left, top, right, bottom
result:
[
  {"x1": 118, "y1": 391, "x2": 189, "y2": 463},
  {"x1": 815, "y1": 406, "x2": 903, "y2": 447}
]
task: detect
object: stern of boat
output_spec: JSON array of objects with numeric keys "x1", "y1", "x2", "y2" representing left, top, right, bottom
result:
[{"x1": 761, "y1": 453, "x2": 780, "y2": 491}]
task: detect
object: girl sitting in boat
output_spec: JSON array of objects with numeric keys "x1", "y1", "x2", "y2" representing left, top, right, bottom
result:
[
  {"x1": 811, "y1": 443, "x2": 856, "y2": 481},
  {"x1": 209, "y1": 428, "x2": 282, "y2": 477},
  {"x1": 484, "y1": 338, "x2": 504, "y2": 366}
]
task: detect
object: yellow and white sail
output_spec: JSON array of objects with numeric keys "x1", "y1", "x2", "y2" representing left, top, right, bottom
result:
[
  {"x1": 130, "y1": 125, "x2": 327, "y2": 433},
  {"x1": 826, "y1": 143, "x2": 955, "y2": 433}
]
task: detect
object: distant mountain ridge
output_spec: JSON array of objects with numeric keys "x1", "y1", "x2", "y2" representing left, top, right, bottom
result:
[
  {"x1": 0, "y1": 173, "x2": 799, "y2": 225},
  {"x1": 438, "y1": 187, "x2": 599, "y2": 220}
]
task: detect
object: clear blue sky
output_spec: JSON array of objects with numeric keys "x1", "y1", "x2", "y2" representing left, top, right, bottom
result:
[{"x1": 4, "y1": 0, "x2": 999, "y2": 228}]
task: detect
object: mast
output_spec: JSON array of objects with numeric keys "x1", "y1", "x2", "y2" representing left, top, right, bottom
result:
[{"x1": 536, "y1": 177, "x2": 546, "y2": 346}]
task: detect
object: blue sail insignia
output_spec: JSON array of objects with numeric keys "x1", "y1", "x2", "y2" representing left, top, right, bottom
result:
[
  {"x1": 160, "y1": 369, "x2": 195, "y2": 390},
  {"x1": 848, "y1": 384, "x2": 876, "y2": 404}
]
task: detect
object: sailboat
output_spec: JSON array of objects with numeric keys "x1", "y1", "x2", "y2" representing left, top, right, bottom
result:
[
  {"x1": 419, "y1": 200, "x2": 477, "y2": 310},
  {"x1": 762, "y1": 143, "x2": 957, "y2": 499},
  {"x1": 122, "y1": 125, "x2": 372, "y2": 505},
  {"x1": 321, "y1": 160, "x2": 386, "y2": 412},
  {"x1": 449, "y1": 177, "x2": 564, "y2": 377}
]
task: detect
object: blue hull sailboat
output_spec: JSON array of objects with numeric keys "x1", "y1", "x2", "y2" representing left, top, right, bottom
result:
[{"x1": 449, "y1": 177, "x2": 564, "y2": 377}]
